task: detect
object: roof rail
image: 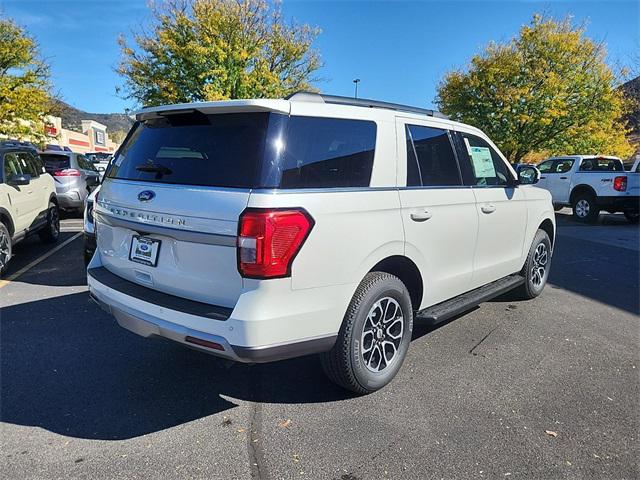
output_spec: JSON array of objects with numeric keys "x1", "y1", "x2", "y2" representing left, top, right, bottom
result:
[{"x1": 285, "y1": 91, "x2": 450, "y2": 120}]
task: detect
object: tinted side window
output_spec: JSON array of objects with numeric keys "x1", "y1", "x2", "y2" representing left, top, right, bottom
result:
[
  {"x1": 554, "y1": 159, "x2": 574, "y2": 173},
  {"x1": 579, "y1": 158, "x2": 623, "y2": 172},
  {"x1": 278, "y1": 117, "x2": 376, "y2": 189},
  {"x1": 78, "y1": 155, "x2": 98, "y2": 171},
  {"x1": 458, "y1": 133, "x2": 511, "y2": 186},
  {"x1": 538, "y1": 160, "x2": 554, "y2": 173},
  {"x1": 405, "y1": 125, "x2": 460, "y2": 187},
  {"x1": 20, "y1": 152, "x2": 41, "y2": 177},
  {"x1": 3, "y1": 153, "x2": 24, "y2": 180}
]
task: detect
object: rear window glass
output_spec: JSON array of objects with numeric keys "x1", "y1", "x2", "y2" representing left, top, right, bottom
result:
[
  {"x1": 41, "y1": 154, "x2": 71, "y2": 173},
  {"x1": 108, "y1": 112, "x2": 270, "y2": 188},
  {"x1": 108, "y1": 112, "x2": 377, "y2": 189}
]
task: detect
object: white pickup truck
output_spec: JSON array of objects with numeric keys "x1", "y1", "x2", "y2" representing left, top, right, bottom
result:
[{"x1": 537, "y1": 155, "x2": 640, "y2": 223}]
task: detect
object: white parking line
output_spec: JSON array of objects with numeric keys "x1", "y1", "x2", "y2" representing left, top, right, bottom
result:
[{"x1": 0, "y1": 232, "x2": 83, "y2": 289}]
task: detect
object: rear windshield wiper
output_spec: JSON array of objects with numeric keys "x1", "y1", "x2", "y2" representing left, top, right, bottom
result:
[{"x1": 135, "y1": 163, "x2": 172, "y2": 177}]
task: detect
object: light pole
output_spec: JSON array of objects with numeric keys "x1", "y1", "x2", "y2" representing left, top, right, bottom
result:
[{"x1": 353, "y1": 78, "x2": 360, "y2": 99}]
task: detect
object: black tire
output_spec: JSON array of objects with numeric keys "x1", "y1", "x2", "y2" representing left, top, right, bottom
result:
[
  {"x1": 0, "y1": 222, "x2": 12, "y2": 277},
  {"x1": 38, "y1": 202, "x2": 60, "y2": 243},
  {"x1": 515, "y1": 229, "x2": 552, "y2": 300},
  {"x1": 572, "y1": 193, "x2": 599, "y2": 223},
  {"x1": 624, "y1": 211, "x2": 639, "y2": 224},
  {"x1": 553, "y1": 204, "x2": 563, "y2": 212},
  {"x1": 320, "y1": 272, "x2": 413, "y2": 394}
]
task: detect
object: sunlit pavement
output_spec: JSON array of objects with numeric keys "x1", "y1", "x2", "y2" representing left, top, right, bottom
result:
[{"x1": 1, "y1": 214, "x2": 638, "y2": 479}]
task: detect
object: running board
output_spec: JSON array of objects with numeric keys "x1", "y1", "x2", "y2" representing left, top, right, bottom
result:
[{"x1": 416, "y1": 274, "x2": 525, "y2": 324}]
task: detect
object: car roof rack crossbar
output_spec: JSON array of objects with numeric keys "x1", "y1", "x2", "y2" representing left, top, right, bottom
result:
[{"x1": 285, "y1": 91, "x2": 450, "y2": 120}]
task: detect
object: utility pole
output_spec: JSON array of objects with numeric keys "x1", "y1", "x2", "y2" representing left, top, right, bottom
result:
[{"x1": 353, "y1": 78, "x2": 360, "y2": 99}]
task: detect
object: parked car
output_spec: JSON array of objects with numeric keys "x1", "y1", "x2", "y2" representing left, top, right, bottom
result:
[
  {"x1": 87, "y1": 92, "x2": 555, "y2": 393},
  {"x1": 83, "y1": 185, "x2": 99, "y2": 265},
  {"x1": 536, "y1": 155, "x2": 640, "y2": 223},
  {"x1": 624, "y1": 156, "x2": 640, "y2": 223},
  {"x1": 0, "y1": 141, "x2": 60, "y2": 276},
  {"x1": 86, "y1": 153, "x2": 112, "y2": 179},
  {"x1": 40, "y1": 151, "x2": 101, "y2": 215}
]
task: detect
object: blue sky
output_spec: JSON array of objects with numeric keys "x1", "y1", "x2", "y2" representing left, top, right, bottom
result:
[{"x1": 2, "y1": 0, "x2": 638, "y2": 113}]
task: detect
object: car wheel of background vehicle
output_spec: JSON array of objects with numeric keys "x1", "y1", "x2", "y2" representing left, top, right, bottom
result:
[
  {"x1": 320, "y1": 272, "x2": 413, "y2": 395},
  {"x1": 624, "y1": 211, "x2": 639, "y2": 224},
  {"x1": 39, "y1": 202, "x2": 60, "y2": 244},
  {"x1": 516, "y1": 229, "x2": 551, "y2": 300},
  {"x1": 572, "y1": 193, "x2": 599, "y2": 223},
  {"x1": 0, "y1": 222, "x2": 12, "y2": 277}
]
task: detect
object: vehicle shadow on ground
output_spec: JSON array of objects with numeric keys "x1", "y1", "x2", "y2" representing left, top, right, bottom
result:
[
  {"x1": 5, "y1": 232, "x2": 86, "y2": 287},
  {"x1": 0, "y1": 291, "x2": 466, "y2": 441}
]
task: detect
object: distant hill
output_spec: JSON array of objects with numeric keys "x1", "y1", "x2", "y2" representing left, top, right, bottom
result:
[
  {"x1": 53, "y1": 101, "x2": 133, "y2": 141},
  {"x1": 620, "y1": 76, "x2": 639, "y2": 159},
  {"x1": 621, "y1": 76, "x2": 639, "y2": 133}
]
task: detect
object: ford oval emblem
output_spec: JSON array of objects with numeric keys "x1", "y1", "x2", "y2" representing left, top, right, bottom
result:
[{"x1": 138, "y1": 190, "x2": 155, "y2": 202}]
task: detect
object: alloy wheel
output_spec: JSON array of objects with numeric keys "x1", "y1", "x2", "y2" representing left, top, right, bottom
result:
[
  {"x1": 575, "y1": 199, "x2": 590, "y2": 218},
  {"x1": 50, "y1": 206, "x2": 60, "y2": 236},
  {"x1": 0, "y1": 228, "x2": 9, "y2": 270},
  {"x1": 530, "y1": 242, "x2": 548, "y2": 288},
  {"x1": 361, "y1": 297, "x2": 404, "y2": 372}
]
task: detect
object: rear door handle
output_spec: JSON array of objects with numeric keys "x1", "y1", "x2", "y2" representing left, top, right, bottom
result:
[
  {"x1": 560, "y1": 176, "x2": 568, "y2": 180},
  {"x1": 410, "y1": 210, "x2": 432, "y2": 222},
  {"x1": 540, "y1": 176, "x2": 546, "y2": 179},
  {"x1": 481, "y1": 204, "x2": 496, "y2": 214}
]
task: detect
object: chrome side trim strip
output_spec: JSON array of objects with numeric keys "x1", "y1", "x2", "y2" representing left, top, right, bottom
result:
[{"x1": 95, "y1": 211, "x2": 237, "y2": 247}]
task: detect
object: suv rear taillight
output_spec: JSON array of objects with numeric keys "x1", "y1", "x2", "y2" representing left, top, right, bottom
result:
[
  {"x1": 54, "y1": 169, "x2": 81, "y2": 177},
  {"x1": 613, "y1": 176, "x2": 627, "y2": 192},
  {"x1": 237, "y1": 208, "x2": 314, "y2": 279}
]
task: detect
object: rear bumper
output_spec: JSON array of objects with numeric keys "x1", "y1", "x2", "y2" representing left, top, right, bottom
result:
[
  {"x1": 57, "y1": 189, "x2": 84, "y2": 209},
  {"x1": 596, "y1": 195, "x2": 639, "y2": 213},
  {"x1": 87, "y1": 264, "x2": 343, "y2": 363}
]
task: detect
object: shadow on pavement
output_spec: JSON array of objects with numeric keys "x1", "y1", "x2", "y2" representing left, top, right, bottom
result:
[
  {"x1": 0, "y1": 292, "x2": 353, "y2": 440},
  {"x1": 0, "y1": 289, "x2": 471, "y2": 441},
  {"x1": 548, "y1": 229, "x2": 639, "y2": 315}
]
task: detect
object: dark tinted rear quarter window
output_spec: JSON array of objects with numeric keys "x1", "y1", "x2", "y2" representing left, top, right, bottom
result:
[
  {"x1": 405, "y1": 125, "x2": 460, "y2": 186},
  {"x1": 278, "y1": 117, "x2": 376, "y2": 189}
]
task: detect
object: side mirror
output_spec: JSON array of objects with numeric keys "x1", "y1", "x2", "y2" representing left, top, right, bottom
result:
[
  {"x1": 9, "y1": 174, "x2": 31, "y2": 186},
  {"x1": 517, "y1": 165, "x2": 540, "y2": 185}
]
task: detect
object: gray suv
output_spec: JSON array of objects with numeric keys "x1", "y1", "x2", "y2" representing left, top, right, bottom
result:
[{"x1": 40, "y1": 151, "x2": 100, "y2": 214}]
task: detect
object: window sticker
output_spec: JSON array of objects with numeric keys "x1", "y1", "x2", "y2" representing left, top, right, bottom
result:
[{"x1": 469, "y1": 145, "x2": 495, "y2": 178}]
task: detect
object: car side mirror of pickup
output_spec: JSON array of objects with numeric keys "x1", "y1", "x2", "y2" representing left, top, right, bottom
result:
[
  {"x1": 8, "y1": 173, "x2": 31, "y2": 186},
  {"x1": 516, "y1": 165, "x2": 540, "y2": 185}
]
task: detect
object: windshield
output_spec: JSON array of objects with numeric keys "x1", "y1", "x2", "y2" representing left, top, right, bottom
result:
[
  {"x1": 108, "y1": 111, "x2": 377, "y2": 189},
  {"x1": 41, "y1": 154, "x2": 71, "y2": 173}
]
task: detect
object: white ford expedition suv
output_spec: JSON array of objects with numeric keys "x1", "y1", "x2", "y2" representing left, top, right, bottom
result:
[{"x1": 88, "y1": 93, "x2": 555, "y2": 393}]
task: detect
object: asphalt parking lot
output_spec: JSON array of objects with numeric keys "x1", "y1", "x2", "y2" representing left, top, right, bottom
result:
[{"x1": 1, "y1": 211, "x2": 638, "y2": 480}]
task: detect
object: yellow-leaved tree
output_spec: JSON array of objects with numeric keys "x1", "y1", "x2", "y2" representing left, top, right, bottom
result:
[
  {"x1": 0, "y1": 18, "x2": 52, "y2": 144},
  {"x1": 117, "y1": 0, "x2": 321, "y2": 106},
  {"x1": 436, "y1": 15, "x2": 634, "y2": 163}
]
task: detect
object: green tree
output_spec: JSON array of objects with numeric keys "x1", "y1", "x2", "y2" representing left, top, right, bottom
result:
[
  {"x1": 117, "y1": 0, "x2": 321, "y2": 106},
  {"x1": 436, "y1": 15, "x2": 633, "y2": 163},
  {"x1": 0, "y1": 18, "x2": 51, "y2": 143}
]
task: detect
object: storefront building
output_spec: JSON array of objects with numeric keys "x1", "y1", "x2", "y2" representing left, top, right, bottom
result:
[{"x1": 44, "y1": 116, "x2": 119, "y2": 154}]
